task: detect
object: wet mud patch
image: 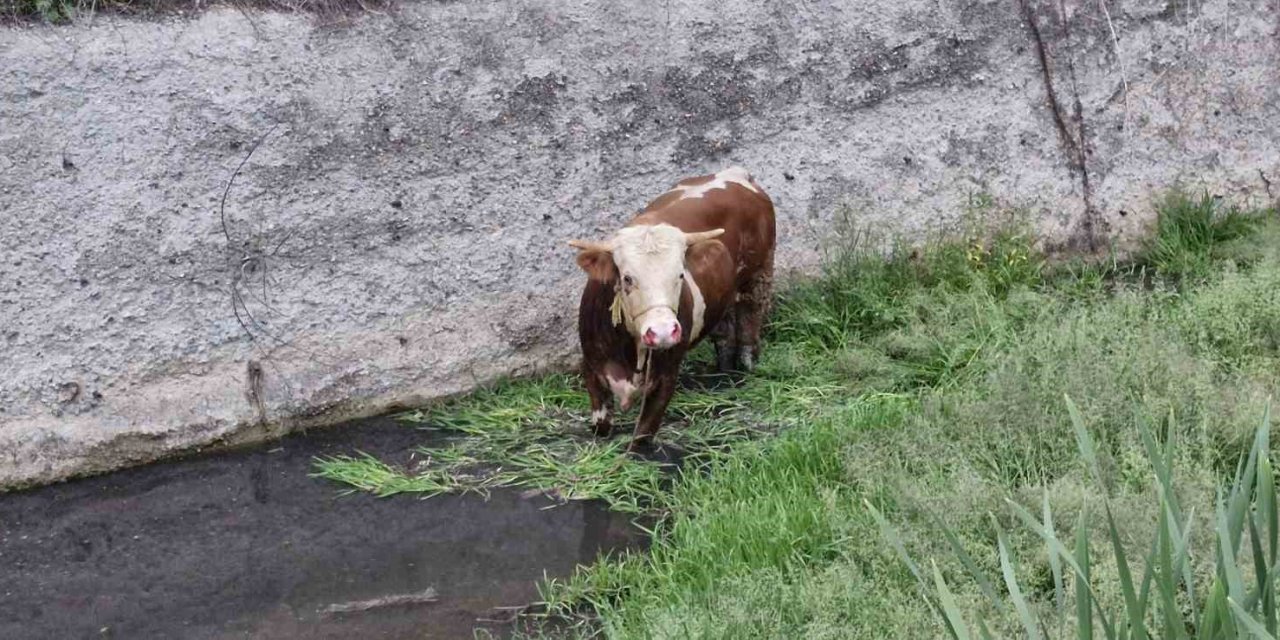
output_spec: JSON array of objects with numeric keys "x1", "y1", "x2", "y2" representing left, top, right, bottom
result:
[{"x1": 0, "y1": 416, "x2": 647, "y2": 640}]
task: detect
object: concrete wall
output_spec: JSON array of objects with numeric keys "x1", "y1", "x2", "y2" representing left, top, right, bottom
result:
[{"x1": 1, "y1": 0, "x2": 1277, "y2": 489}]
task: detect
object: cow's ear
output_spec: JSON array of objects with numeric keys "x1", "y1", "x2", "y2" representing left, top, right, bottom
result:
[
  {"x1": 569, "y1": 239, "x2": 617, "y2": 283},
  {"x1": 574, "y1": 248, "x2": 618, "y2": 283},
  {"x1": 685, "y1": 237, "x2": 722, "y2": 260}
]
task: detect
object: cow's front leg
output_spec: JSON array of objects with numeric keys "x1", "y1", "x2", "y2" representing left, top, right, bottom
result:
[
  {"x1": 584, "y1": 369, "x2": 613, "y2": 437},
  {"x1": 628, "y1": 373, "x2": 677, "y2": 452}
]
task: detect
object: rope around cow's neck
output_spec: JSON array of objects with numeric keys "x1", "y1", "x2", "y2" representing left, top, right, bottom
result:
[
  {"x1": 634, "y1": 345, "x2": 652, "y2": 444},
  {"x1": 610, "y1": 279, "x2": 681, "y2": 332}
]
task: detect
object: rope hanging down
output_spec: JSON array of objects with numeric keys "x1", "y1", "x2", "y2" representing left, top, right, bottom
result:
[
  {"x1": 610, "y1": 277, "x2": 686, "y2": 444},
  {"x1": 634, "y1": 347, "x2": 653, "y2": 439}
]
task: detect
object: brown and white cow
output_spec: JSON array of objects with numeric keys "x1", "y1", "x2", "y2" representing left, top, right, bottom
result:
[{"x1": 568, "y1": 167, "x2": 776, "y2": 450}]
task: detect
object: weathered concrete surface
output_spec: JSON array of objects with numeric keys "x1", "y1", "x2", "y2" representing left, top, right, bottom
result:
[{"x1": 1, "y1": 0, "x2": 1277, "y2": 489}]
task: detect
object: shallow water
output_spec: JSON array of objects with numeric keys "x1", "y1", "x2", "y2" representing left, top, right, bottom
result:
[{"x1": 0, "y1": 416, "x2": 647, "y2": 639}]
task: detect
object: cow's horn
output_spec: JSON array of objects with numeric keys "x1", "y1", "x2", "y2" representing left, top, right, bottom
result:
[
  {"x1": 568, "y1": 239, "x2": 613, "y2": 252},
  {"x1": 684, "y1": 229, "x2": 725, "y2": 244}
]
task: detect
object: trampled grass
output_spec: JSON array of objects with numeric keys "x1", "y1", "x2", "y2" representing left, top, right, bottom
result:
[
  {"x1": 315, "y1": 190, "x2": 1280, "y2": 638},
  {"x1": 310, "y1": 345, "x2": 850, "y2": 513}
]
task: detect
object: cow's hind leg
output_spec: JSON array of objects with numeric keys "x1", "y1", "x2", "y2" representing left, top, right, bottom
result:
[
  {"x1": 584, "y1": 367, "x2": 613, "y2": 437},
  {"x1": 735, "y1": 253, "x2": 775, "y2": 372},
  {"x1": 710, "y1": 311, "x2": 738, "y2": 374}
]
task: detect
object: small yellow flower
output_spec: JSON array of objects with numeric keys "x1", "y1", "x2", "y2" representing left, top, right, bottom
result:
[{"x1": 967, "y1": 240, "x2": 988, "y2": 267}]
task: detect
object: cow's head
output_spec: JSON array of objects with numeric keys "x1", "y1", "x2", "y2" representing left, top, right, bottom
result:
[{"x1": 570, "y1": 224, "x2": 725, "y2": 350}]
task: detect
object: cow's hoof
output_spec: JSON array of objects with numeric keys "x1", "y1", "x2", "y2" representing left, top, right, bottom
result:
[
  {"x1": 737, "y1": 349, "x2": 756, "y2": 372},
  {"x1": 715, "y1": 347, "x2": 738, "y2": 374},
  {"x1": 626, "y1": 437, "x2": 655, "y2": 455},
  {"x1": 591, "y1": 408, "x2": 613, "y2": 437}
]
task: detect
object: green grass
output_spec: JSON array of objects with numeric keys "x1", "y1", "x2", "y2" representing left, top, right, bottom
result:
[
  {"x1": 313, "y1": 375, "x2": 670, "y2": 513},
  {"x1": 876, "y1": 398, "x2": 1280, "y2": 640},
  {"x1": 313, "y1": 191, "x2": 1279, "y2": 638},
  {"x1": 310, "y1": 352, "x2": 846, "y2": 514}
]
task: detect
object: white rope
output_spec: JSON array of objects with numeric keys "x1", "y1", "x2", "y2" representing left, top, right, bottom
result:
[{"x1": 634, "y1": 346, "x2": 653, "y2": 441}]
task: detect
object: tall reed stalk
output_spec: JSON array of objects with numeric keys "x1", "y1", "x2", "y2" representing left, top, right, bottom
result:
[{"x1": 872, "y1": 397, "x2": 1278, "y2": 639}]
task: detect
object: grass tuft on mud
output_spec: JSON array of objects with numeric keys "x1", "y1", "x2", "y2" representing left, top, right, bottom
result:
[
  {"x1": 311, "y1": 344, "x2": 845, "y2": 513},
  {"x1": 316, "y1": 189, "x2": 1279, "y2": 637}
]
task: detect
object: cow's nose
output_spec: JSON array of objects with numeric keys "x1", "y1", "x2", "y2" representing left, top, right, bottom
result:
[
  {"x1": 643, "y1": 329, "x2": 658, "y2": 346},
  {"x1": 670, "y1": 324, "x2": 682, "y2": 343}
]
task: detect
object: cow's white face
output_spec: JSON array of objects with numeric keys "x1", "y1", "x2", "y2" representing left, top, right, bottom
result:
[
  {"x1": 612, "y1": 225, "x2": 688, "y2": 348},
  {"x1": 570, "y1": 224, "x2": 724, "y2": 350}
]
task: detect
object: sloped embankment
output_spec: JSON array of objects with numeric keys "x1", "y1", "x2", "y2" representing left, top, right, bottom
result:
[{"x1": 3, "y1": 0, "x2": 1276, "y2": 489}]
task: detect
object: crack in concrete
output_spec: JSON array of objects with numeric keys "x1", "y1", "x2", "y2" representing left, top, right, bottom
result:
[
  {"x1": 246, "y1": 359, "x2": 267, "y2": 426},
  {"x1": 1020, "y1": 0, "x2": 1101, "y2": 252}
]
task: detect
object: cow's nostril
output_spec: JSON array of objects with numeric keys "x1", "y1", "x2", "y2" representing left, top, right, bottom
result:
[
  {"x1": 643, "y1": 329, "x2": 657, "y2": 346},
  {"x1": 671, "y1": 325, "x2": 682, "y2": 339}
]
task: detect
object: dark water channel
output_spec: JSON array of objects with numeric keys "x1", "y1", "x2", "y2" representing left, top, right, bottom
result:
[{"x1": 0, "y1": 416, "x2": 649, "y2": 639}]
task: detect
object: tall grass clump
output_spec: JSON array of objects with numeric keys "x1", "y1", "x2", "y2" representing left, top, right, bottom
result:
[
  {"x1": 876, "y1": 399, "x2": 1278, "y2": 639},
  {"x1": 768, "y1": 215, "x2": 1044, "y2": 354},
  {"x1": 6, "y1": 0, "x2": 65, "y2": 21},
  {"x1": 1138, "y1": 190, "x2": 1264, "y2": 282}
]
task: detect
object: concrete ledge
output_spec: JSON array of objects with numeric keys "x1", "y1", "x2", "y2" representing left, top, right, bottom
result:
[{"x1": 1, "y1": 0, "x2": 1277, "y2": 489}]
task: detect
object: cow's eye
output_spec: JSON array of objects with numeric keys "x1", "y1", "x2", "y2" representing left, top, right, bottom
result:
[
  {"x1": 678, "y1": 273, "x2": 685, "y2": 280},
  {"x1": 623, "y1": 275, "x2": 634, "y2": 287}
]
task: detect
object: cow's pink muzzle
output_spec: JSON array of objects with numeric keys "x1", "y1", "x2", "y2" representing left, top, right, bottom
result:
[{"x1": 642, "y1": 322, "x2": 682, "y2": 349}]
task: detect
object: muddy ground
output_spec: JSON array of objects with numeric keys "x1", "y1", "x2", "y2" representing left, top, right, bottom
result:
[{"x1": 0, "y1": 416, "x2": 647, "y2": 639}]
